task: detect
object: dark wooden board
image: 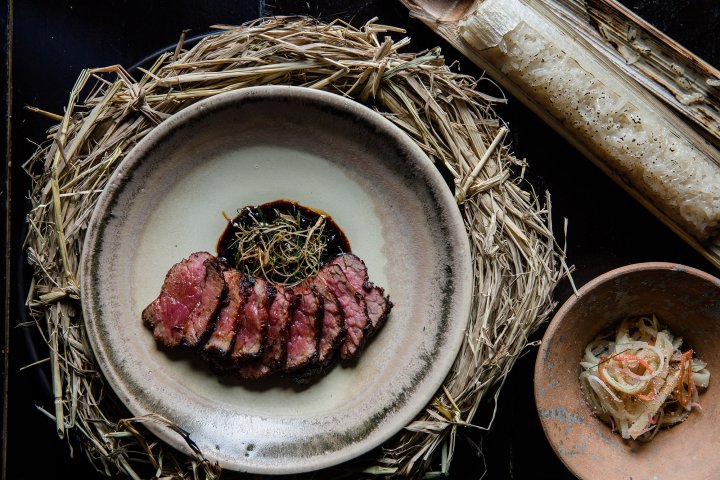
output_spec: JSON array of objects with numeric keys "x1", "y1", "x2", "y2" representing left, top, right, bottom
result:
[{"x1": 4, "y1": 1, "x2": 719, "y2": 478}]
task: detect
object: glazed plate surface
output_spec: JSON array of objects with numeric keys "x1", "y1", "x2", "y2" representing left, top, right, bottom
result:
[{"x1": 81, "y1": 86, "x2": 472, "y2": 473}]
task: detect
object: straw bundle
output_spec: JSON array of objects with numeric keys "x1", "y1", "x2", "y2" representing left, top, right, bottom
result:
[{"x1": 23, "y1": 17, "x2": 562, "y2": 478}]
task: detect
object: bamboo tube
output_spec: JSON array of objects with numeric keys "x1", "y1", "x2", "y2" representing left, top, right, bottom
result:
[{"x1": 402, "y1": 0, "x2": 720, "y2": 268}]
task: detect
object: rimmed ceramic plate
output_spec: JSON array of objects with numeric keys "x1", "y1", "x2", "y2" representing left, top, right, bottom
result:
[{"x1": 81, "y1": 86, "x2": 472, "y2": 474}]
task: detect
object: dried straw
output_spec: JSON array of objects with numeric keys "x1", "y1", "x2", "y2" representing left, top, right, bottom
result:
[{"x1": 23, "y1": 16, "x2": 563, "y2": 478}]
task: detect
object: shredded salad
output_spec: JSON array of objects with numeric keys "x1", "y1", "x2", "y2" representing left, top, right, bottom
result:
[{"x1": 579, "y1": 315, "x2": 710, "y2": 440}]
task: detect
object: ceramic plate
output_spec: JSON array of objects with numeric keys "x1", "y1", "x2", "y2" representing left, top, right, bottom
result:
[{"x1": 81, "y1": 86, "x2": 472, "y2": 474}]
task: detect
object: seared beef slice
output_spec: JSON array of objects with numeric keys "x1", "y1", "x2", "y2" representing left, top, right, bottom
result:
[
  {"x1": 235, "y1": 285, "x2": 293, "y2": 379},
  {"x1": 144, "y1": 250, "x2": 392, "y2": 380},
  {"x1": 203, "y1": 269, "x2": 245, "y2": 356},
  {"x1": 316, "y1": 264, "x2": 370, "y2": 360},
  {"x1": 285, "y1": 284, "x2": 322, "y2": 371},
  {"x1": 231, "y1": 275, "x2": 269, "y2": 360},
  {"x1": 142, "y1": 252, "x2": 226, "y2": 348},
  {"x1": 330, "y1": 254, "x2": 392, "y2": 333},
  {"x1": 308, "y1": 277, "x2": 345, "y2": 366}
]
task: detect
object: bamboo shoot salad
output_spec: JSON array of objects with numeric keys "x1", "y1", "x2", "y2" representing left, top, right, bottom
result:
[{"x1": 579, "y1": 315, "x2": 710, "y2": 440}]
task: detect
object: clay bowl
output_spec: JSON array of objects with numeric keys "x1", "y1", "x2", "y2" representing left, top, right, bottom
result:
[{"x1": 535, "y1": 263, "x2": 720, "y2": 480}]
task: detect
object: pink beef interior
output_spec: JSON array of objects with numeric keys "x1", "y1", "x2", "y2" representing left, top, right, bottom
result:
[
  {"x1": 285, "y1": 285, "x2": 321, "y2": 370},
  {"x1": 235, "y1": 286, "x2": 293, "y2": 379},
  {"x1": 231, "y1": 276, "x2": 268, "y2": 360},
  {"x1": 330, "y1": 254, "x2": 389, "y2": 330},
  {"x1": 310, "y1": 278, "x2": 345, "y2": 365},
  {"x1": 265, "y1": 286, "x2": 292, "y2": 367},
  {"x1": 317, "y1": 264, "x2": 369, "y2": 360},
  {"x1": 144, "y1": 252, "x2": 218, "y2": 348},
  {"x1": 204, "y1": 269, "x2": 244, "y2": 355}
]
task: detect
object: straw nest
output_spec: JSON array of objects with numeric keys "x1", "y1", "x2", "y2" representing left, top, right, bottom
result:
[{"x1": 23, "y1": 17, "x2": 564, "y2": 479}]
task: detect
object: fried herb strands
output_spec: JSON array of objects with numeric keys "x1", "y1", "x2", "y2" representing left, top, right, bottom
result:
[
  {"x1": 232, "y1": 210, "x2": 326, "y2": 286},
  {"x1": 223, "y1": 203, "x2": 345, "y2": 287}
]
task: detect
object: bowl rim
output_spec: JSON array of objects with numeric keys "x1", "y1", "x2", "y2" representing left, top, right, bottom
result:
[
  {"x1": 540, "y1": 262, "x2": 720, "y2": 351},
  {"x1": 534, "y1": 261, "x2": 720, "y2": 478}
]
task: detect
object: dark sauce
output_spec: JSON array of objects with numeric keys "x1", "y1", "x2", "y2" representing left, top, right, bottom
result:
[{"x1": 217, "y1": 200, "x2": 351, "y2": 267}]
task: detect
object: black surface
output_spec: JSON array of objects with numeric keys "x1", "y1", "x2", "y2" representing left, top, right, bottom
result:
[
  {"x1": 4, "y1": 1, "x2": 720, "y2": 479},
  {"x1": 2, "y1": 2, "x2": 10, "y2": 479}
]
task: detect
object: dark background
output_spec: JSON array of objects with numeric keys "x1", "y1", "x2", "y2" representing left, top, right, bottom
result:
[{"x1": 3, "y1": 0, "x2": 719, "y2": 478}]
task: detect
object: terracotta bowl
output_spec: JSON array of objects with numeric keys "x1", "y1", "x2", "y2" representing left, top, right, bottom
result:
[{"x1": 535, "y1": 263, "x2": 720, "y2": 480}]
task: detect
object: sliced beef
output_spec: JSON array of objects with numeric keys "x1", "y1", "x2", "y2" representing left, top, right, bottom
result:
[
  {"x1": 235, "y1": 285, "x2": 293, "y2": 379},
  {"x1": 316, "y1": 264, "x2": 370, "y2": 360},
  {"x1": 142, "y1": 252, "x2": 225, "y2": 348},
  {"x1": 330, "y1": 254, "x2": 392, "y2": 334},
  {"x1": 230, "y1": 275, "x2": 269, "y2": 360},
  {"x1": 285, "y1": 284, "x2": 322, "y2": 371},
  {"x1": 263, "y1": 285, "x2": 293, "y2": 370},
  {"x1": 308, "y1": 276, "x2": 345, "y2": 366},
  {"x1": 203, "y1": 269, "x2": 245, "y2": 357},
  {"x1": 145, "y1": 250, "x2": 392, "y2": 381}
]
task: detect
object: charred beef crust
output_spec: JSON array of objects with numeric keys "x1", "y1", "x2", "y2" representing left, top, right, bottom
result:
[
  {"x1": 316, "y1": 264, "x2": 371, "y2": 360},
  {"x1": 360, "y1": 285, "x2": 392, "y2": 337},
  {"x1": 329, "y1": 254, "x2": 392, "y2": 336},
  {"x1": 285, "y1": 284, "x2": 323, "y2": 372},
  {"x1": 230, "y1": 275, "x2": 269, "y2": 361},
  {"x1": 234, "y1": 285, "x2": 293, "y2": 380},
  {"x1": 203, "y1": 269, "x2": 245, "y2": 357},
  {"x1": 141, "y1": 305, "x2": 156, "y2": 330},
  {"x1": 142, "y1": 252, "x2": 226, "y2": 348},
  {"x1": 308, "y1": 276, "x2": 346, "y2": 366}
]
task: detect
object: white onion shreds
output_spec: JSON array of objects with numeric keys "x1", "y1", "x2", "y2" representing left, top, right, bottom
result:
[
  {"x1": 605, "y1": 349, "x2": 664, "y2": 383},
  {"x1": 656, "y1": 331, "x2": 675, "y2": 356},
  {"x1": 615, "y1": 342, "x2": 666, "y2": 379},
  {"x1": 691, "y1": 387, "x2": 700, "y2": 407},
  {"x1": 602, "y1": 364, "x2": 650, "y2": 395},
  {"x1": 637, "y1": 317, "x2": 658, "y2": 342},
  {"x1": 587, "y1": 374, "x2": 622, "y2": 403},
  {"x1": 646, "y1": 410, "x2": 664, "y2": 442},
  {"x1": 579, "y1": 371, "x2": 597, "y2": 405},
  {"x1": 615, "y1": 320, "x2": 631, "y2": 347},
  {"x1": 586, "y1": 378, "x2": 628, "y2": 424},
  {"x1": 621, "y1": 365, "x2": 656, "y2": 382},
  {"x1": 584, "y1": 339, "x2": 610, "y2": 364},
  {"x1": 578, "y1": 315, "x2": 710, "y2": 441},
  {"x1": 694, "y1": 370, "x2": 711, "y2": 388},
  {"x1": 628, "y1": 368, "x2": 680, "y2": 439},
  {"x1": 619, "y1": 419, "x2": 629, "y2": 439},
  {"x1": 693, "y1": 359, "x2": 708, "y2": 372},
  {"x1": 580, "y1": 361, "x2": 597, "y2": 371}
]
